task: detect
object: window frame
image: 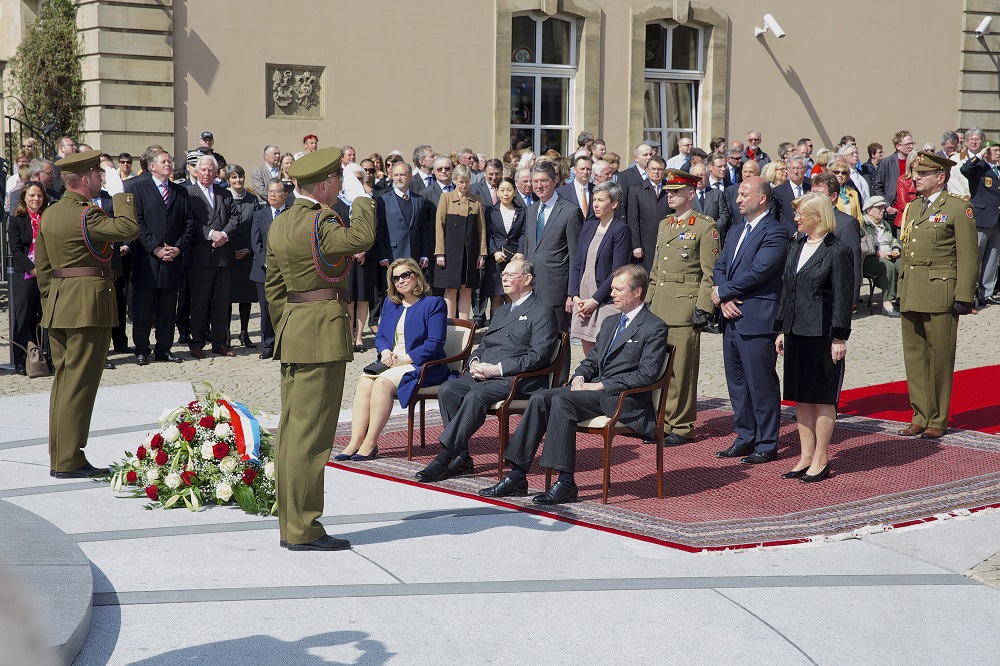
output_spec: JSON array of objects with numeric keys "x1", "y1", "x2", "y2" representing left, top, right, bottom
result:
[{"x1": 642, "y1": 21, "x2": 705, "y2": 156}]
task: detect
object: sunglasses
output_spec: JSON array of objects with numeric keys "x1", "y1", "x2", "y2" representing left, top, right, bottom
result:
[
  {"x1": 831, "y1": 170, "x2": 848, "y2": 175},
  {"x1": 391, "y1": 270, "x2": 415, "y2": 283}
]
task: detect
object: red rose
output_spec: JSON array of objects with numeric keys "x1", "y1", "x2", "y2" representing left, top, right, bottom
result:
[
  {"x1": 188, "y1": 400, "x2": 201, "y2": 411},
  {"x1": 199, "y1": 415, "x2": 216, "y2": 429},
  {"x1": 126, "y1": 470, "x2": 138, "y2": 485},
  {"x1": 145, "y1": 485, "x2": 159, "y2": 500},
  {"x1": 180, "y1": 424, "x2": 196, "y2": 442},
  {"x1": 242, "y1": 468, "x2": 257, "y2": 485},
  {"x1": 181, "y1": 470, "x2": 197, "y2": 486},
  {"x1": 150, "y1": 433, "x2": 164, "y2": 450},
  {"x1": 213, "y1": 442, "x2": 229, "y2": 460},
  {"x1": 155, "y1": 450, "x2": 168, "y2": 466},
  {"x1": 136, "y1": 446, "x2": 147, "y2": 460}
]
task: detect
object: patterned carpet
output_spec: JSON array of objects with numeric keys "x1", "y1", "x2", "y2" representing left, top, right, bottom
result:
[{"x1": 328, "y1": 398, "x2": 1000, "y2": 551}]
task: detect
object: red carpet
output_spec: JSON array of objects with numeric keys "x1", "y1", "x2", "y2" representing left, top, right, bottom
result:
[
  {"x1": 329, "y1": 399, "x2": 1000, "y2": 551},
  {"x1": 836, "y1": 364, "x2": 1000, "y2": 434}
]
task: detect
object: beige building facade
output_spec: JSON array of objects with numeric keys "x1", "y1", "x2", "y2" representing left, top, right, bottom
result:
[{"x1": 2, "y1": 0, "x2": 998, "y2": 169}]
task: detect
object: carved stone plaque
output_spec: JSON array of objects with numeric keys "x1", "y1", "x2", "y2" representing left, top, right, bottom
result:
[{"x1": 267, "y1": 64, "x2": 324, "y2": 119}]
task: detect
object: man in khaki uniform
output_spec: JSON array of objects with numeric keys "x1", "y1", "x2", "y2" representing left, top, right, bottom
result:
[
  {"x1": 265, "y1": 147, "x2": 376, "y2": 551},
  {"x1": 897, "y1": 151, "x2": 979, "y2": 439},
  {"x1": 645, "y1": 170, "x2": 719, "y2": 446},
  {"x1": 34, "y1": 151, "x2": 138, "y2": 477}
]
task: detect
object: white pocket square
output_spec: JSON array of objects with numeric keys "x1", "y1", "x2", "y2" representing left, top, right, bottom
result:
[
  {"x1": 627, "y1": 339, "x2": 636, "y2": 343},
  {"x1": 518, "y1": 315, "x2": 528, "y2": 320}
]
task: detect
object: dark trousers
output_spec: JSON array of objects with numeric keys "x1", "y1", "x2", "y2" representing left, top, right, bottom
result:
[
  {"x1": 189, "y1": 266, "x2": 231, "y2": 347},
  {"x1": 437, "y1": 374, "x2": 515, "y2": 457},
  {"x1": 255, "y1": 281, "x2": 275, "y2": 350},
  {"x1": 722, "y1": 328, "x2": 780, "y2": 454},
  {"x1": 131, "y1": 287, "x2": 179, "y2": 355},
  {"x1": 10, "y1": 275, "x2": 43, "y2": 368},
  {"x1": 368, "y1": 268, "x2": 388, "y2": 330},
  {"x1": 504, "y1": 386, "x2": 603, "y2": 474},
  {"x1": 552, "y1": 304, "x2": 571, "y2": 385},
  {"x1": 176, "y1": 272, "x2": 191, "y2": 336},
  {"x1": 111, "y1": 276, "x2": 130, "y2": 350}
]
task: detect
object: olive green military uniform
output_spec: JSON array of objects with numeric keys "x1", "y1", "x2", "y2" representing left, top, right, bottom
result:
[
  {"x1": 898, "y1": 184, "x2": 979, "y2": 431},
  {"x1": 645, "y1": 208, "x2": 719, "y2": 438},
  {"x1": 35, "y1": 188, "x2": 138, "y2": 472},
  {"x1": 265, "y1": 182, "x2": 376, "y2": 546}
]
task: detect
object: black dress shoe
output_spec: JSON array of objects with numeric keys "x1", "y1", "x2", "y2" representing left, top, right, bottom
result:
[
  {"x1": 801, "y1": 464, "x2": 831, "y2": 483},
  {"x1": 415, "y1": 459, "x2": 448, "y2": 483},
  {"x1": 53, "y1": 462, "x2": 110, "y2": 479},
  {"x1": 741, "y1": 450, "x2": 777, "y2": 464},
  {"x1": 986, "y1": 297, "x2": 1000, "y2": 306},
  {"x1": 704, "y1": 323, "x2": 720, "y2": 334},
  {"x1": 716, "y1": 443, "x2": 754, "y2": 458},
  {"x1": 532, "y1": 480, "x2": 579, "y2": 505},
  {"x1": 239, "y1": 332, "x2": 258, "y2": 348},
  {"x1": 154, "y1": 352, "x2": 184, "y2": 363},
  {"x1": 177, "y1": 332, "x2": 191, "y2": 344},
  {"x1": 479, "y1": 476, "x2": 528, "y2": 497},
  {"x1": 104, "y1": 361, "x2": 116, "y2": 370},
  {"x1": 353, "y1": 344, "x2": 366, "y2": 353},
  {"x1": 136, "y1": 353, "x2": 150, "y2": 366},
  {"x1": 14, "y1": 365, "x2": 27, "y2": 376},
  {"x1": 279, "y1": 540, "x2": 288, "y2": 548},
  {"x1": 113, "y1": 345, "x2": 131, "y2": 354},
  {"x1": 259, "y1": 348, "x2": 274, "y2": 360},
  {"x1": 445, "y1": 455, "x2": 475, "y2": 477},
  {"x1": 663, "y1": 433, "x2": 691, "y2": 447},
  {"x1": 286, "y1": 534, "x2": 352, "y2": 551},
  {"x1": 781, "y1": 467, "x2": 809, "y2": 479}
]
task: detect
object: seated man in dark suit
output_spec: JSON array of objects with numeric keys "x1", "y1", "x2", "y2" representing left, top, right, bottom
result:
[
  {"x1": 480, "y1": 264, "x2": 668, "y2": 504},
  {"x1": 415, "y1": 259, "x2": 559, "y2": 482}
]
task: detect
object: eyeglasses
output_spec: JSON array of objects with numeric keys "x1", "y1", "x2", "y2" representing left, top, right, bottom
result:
[
  {"x1": 434, "y1": 167, "x2": 452, "y2": 172},
  {"x1": 363, "y1": 167, "x2": 376, "y2": 173},
  {"x1": 391, "y1": 271, "x2": 415, "y2": 283},
  {"x1": 119, "y1": 160, "x2": 132, "y2": 165},
  {"x1": 500, "y1": 271, "x2": 526, "y2": 280},
  {"x1": 831, "y1": 170, "x2": 848, "y2": 175}
]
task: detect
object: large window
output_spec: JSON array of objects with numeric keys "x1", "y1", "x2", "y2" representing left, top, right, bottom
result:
[
  {"x1": 510, "y1": 13, "x2": 576, "y2": 155},
  {"x1": 643, "y1": 22, "x2": 704, "y2": 158}
]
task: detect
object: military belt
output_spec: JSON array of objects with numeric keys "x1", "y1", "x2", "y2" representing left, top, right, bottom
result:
[
  {"x1": 51, "y1": 267, "x2": 115, "y2": 279},
  {"x1": 287, "y1": 287, "x2": 350, "y2": 303},
  {"x1": 658, "y1": 273, "x2": 699, "y2": 283}
]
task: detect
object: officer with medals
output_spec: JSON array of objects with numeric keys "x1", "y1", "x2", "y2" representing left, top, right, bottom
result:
[
  {"x1": 897, "y1": 151, "x2": 979, "y2": 439},
  {"x1": 265, "y1": 147, "x2": 376, "y2": 551},
  {"x1": 34, "y1": 150, "x2": 139, "y2": 478},
  {"x1": 645, "y1": 169, "x2": 720, "y2": 447}
]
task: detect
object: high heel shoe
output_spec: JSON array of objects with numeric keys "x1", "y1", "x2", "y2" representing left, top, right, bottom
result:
[
  {"x1": 334, "y1": 451, "x2": 356, "y2": 461},
  {"x1": 239, "y1": 332, "x2": 257, "y2": 348},
  {"x1": 350, "y1": 446, "x2": 378, "y2": 461},
  {"x1": 781, "y1": 467, "x2": 809, "y2": 479},
  {"x1": 800, "y1": 464, "x2": 831, "y2": 483},
  {"x1": 353, "y1": 344, "x2": 366, "y2": 353}
]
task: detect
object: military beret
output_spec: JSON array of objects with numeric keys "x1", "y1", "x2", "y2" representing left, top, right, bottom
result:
[
  {"x1": 663, "y1": 169, "x2": 700, "y2": 190},
  {"x1": 56, "y1": 149, "x2": 102, "y2": 174},
  {"x1": 984, "y1": 140, "x2": 999, "y2": 148},
  {"x1": 287, "y1": 146, "x2": 343, "y2": 185},
  {"x1": 913, "y1": 151, "x2": 955, "y2": 172}
]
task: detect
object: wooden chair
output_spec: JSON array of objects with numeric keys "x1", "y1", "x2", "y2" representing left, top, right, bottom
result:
[
  {"x1": 544, "y1": 343, "x2": 675, "y2": 504},
  {"x1": 406, "y1": 318, "x2": 475, "y2": 460},
  {"x1": 486, "y1": 332, "x2": 568, "y2": 479}
]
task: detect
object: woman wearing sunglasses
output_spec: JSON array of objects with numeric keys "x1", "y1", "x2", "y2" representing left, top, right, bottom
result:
[{"x1": 337, "y1": 258, "x2": 449, "y2": 460}]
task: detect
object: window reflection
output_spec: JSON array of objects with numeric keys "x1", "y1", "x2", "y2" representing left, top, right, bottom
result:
[
  {"x1": 512, "y1": 15, "x2": 536, "y2": 63},
  {"x1": 672, "y1": 25, "x2": 699, "y2": 70},
  {"x1": 511, "y1": 76, "x2": 535, "y2": 125},
  {"x1": 645, "y1": 24, "x2": 666, "y2": 69},
  {"x1": 540, "y1": 77, "x2": 568, "y2": 126},
  {"x1": 542, "y1": 18, "x2": 572, "y2": 65}
]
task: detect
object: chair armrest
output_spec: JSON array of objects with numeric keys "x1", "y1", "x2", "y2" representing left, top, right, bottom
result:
[
  {"x1": 413, "y1": 318, "x2": 475, "y2": 390},
  {"x1": 497, "y1": 333, "x2": 567, "y2": 410}
]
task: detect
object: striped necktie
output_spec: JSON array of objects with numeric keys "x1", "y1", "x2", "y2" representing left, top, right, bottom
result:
[{"x1": 160, "y1": 182, "x2": 169, "y2": 205}]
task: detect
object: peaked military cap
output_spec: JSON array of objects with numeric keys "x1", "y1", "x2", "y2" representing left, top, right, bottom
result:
[
  {"x1": 56, "y1": 149, "x2": 102, "y2": 174},
  {"x1": 288, "y1": 147, "x2": 343, "y2": 185},
  {"x1": 663, "y1": 169, "x2": 700, "y2": 189},
  {"x1": 913, "y1": 151, "x2": 955, "y2": 172}
]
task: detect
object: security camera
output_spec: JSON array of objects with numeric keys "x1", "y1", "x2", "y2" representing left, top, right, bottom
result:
[
  {"x1": 754, "y1": 13, "x2": 786, "y2": 39},
  {"x1": 975, "y1": 16, "x2": 992, "y2": 38}
]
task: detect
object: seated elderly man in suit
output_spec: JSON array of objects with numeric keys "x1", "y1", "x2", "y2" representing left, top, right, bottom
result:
[
  {"x1": 480, "y1": 264, "x2": 668, "y2": 504},
  {"x1": 416, "y1": 258, "x2": 559, "y2": 482}
]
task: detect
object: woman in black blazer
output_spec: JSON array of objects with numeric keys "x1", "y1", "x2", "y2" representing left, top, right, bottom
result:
[
  {"x1": 774, "y1": 191, "x2": 854, "y2": 483},
  {"x1": 6, "y1": 182, "x2": 50, "y2": 375},
  {"x1": 483, "y1": 177, "x2": 525, "y2": 317}
]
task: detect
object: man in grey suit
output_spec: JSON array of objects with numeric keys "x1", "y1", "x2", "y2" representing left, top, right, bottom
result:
[
  {"x1": 811, "y1": 173, "x2": 862, "y2": 302},
  {"x1": 185, "y1": 154, "x2": 239, "y2": 358},
  {"x1": 249, "y1": 145, "x2": 281, "y2": 201},
  {"x1": 479, "y1": 264, "x2": 668, "y2": 504},
  {"x1": 250, "y1": 179, "x2": 286, "y2": 359},
  {"x1": 409, "y1": 144, "x2": 436, "y2": 195},
  {"x1": 523, "y1": 161, "x2": 584, "y2": 383},
  {"x1": 415, "y1": 259, "x2": 559, "y2": 483}
]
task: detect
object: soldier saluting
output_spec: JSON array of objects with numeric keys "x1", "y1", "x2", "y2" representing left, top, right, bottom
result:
[
  {"x1": 35, "y1": 150, "x2": 139, "y2": 478},
  {"x1": 645, "y1": 169, "x2": 719, "y2": 447}
]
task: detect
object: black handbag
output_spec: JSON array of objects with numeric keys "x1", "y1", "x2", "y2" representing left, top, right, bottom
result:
[{"x1": 363, "y1": 361, "x2": 389, "y2": 375}]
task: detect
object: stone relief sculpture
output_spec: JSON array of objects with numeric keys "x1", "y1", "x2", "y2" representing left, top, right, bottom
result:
[{"x1": 268, "y1": 66, "x2": 323, "y2": 118}]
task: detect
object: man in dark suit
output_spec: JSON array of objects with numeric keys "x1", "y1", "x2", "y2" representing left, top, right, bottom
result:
[
  {"x1": 960, "y1": 142, "x2": 1000, "y2": 306},
  {"x1": 556, "y1": 154, "x2": 596, "y2": 222},
  {"x1": 627, "y1": 156, "x2": 672, "y2": 273},
  {"x1": 415, "y1": 259, "x2": 559, "y2": 483},
  {"x1": 409, "y1": 145, "x2": 436, "y2": 195},
  {"x1": 92, "y1": 185, "x2": 128, "y2": 363},
  {"x1": 515, "y1": 168, "x2": 534, "y2": 209},
  {"x1": 811, "y1": 172, "x2": 862, "y2": 302},
  {"x1": 706, "y1": 154, "x2": 731, "y2": 193},
  {"x1": 615, "y1": 142, "x2": 654, "y2": 220},
  {"x1": 376, "y1": 162, "x2": 432, "y2": 267},
  {"x1": 185, "y1": 154, "x2": 238, "y2": 358},
  {"x1": 125, "y1": 151, "x2": 196, "y2": 364},
  {"x1": 479, "y1": 264, "x2": 668, "y2": 503},
  {"x1": 250, "y1": 179, "x2": 286, "y2": 359},
  {"x1": 419, "y1": 156, "x2": 455, "y2": 209},
  {"x1": 523, "y1": 161, "x2": 584, "y2": 383},
  {"x1": 692, "y1": 163, "x2": 730, "y2": 234},
  {"x1": 873, "y1": 130, "x2": 915, "y2": 223},
  {"x1": 771, "y1": 155, "x2": 812, "y2": 235},
  {"x1": 8, "y1": 159, "x2": 60, "y2": 216},
  {"x1": 712, "y1": 176, "x2": 789, "y2": 464},
  {"x1": 725, "y1": 148, "x2": 744, "y2": 187}
]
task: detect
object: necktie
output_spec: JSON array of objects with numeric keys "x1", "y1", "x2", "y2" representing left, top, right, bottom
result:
[
  {"x1": 536, "y1": 202, "x2": 547, "y2": 240},
  {"x1": 160, "y1": 182, "x2": 169, "y2": 205},
  {"x1": 272, "y1": 207, "x2": 279, "y2": 220},
  {"x1": 491, "y1": 187, "x2": 498, "y2": 206},
  {"x1": 270, "y1": 167, "x2": 278, "y2": 177},
  {"x1": 425, "y1": 175, "x2": 433, "y2": 188},
  {"x1": 579, "y1": 186, "x2": 588, "y2": 216},
  {"x1": 205, "y1": 187, "x2": 214, "y2": 209},
  {"x1": 717, "y1": 181, "x2": 724, "y2": 192},
  {"x1": 654, "y1": 183, "x2": 661, "y2": 197},
  {"x1": 699, "y1": 190, "x2": 705, "y2": 207},
  {"x1": 734, "y1": 222, "x2": 752, "y2": 258},
  {"x1": 921, "y1": 198, "x2": 931, "y2": 214},
  {"x1": 795, "y1": 185, "x2": 801, "y2": 198},
  {"x1": 444, "y1": 183, "x2": 454, "y2": 192},
  {"x1": 603, "y1": 314, "x2": 629, "y2": 365}
]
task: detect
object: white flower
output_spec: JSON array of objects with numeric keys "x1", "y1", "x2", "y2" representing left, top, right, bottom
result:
[
  {"x1": 132, "y1": 457, "x2": 144, "y2": 469},
  {"x1": 201, "y1": 442, "x2": 215, "y2": 460},
  {"x1": 219, "y1": 456, "x2": 238, "y2": 475},
  {"x1": 164, "y1": 472, "x2": 181, "y2": 489},
  {"x1": 145, "y1": 469, "x2": 159, "y2": 484},
  {"x1": 215, "y1": 481, "x2": 233, "y2": 502},
  {"x1": 162, "y1": 425, "x2": 180, "y2": 442},
  {"x1": 212, "y1": 402, "x2": 229, "y2": 421},
  {"x1": 264, "y1": 461, "x2": 275, "y2": 480},
  {"x1": 214, "y1": 423, "x2": 232, "y2": 439},
  {"x1": 159, "y1": 406, "x2": 185, "y2": 425}
]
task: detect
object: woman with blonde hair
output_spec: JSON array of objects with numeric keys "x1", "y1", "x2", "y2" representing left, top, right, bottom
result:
[
  {"x1": 434, "y1": 163, "x2": 487, "y2": 318},
  {"x1": 774, "y1": 191, "x2": 854, "y2": 483},
  {"x1": 809, "y1": 148, "x2": 832, "y2": 178},
  {"x1": 336, "y1": 258, "x2": 449, "y2": 460},
  {"x1": 762, "y1": 160, "x2": 788, "y2": 188},
  {"x1": 829, "y1": 160, "x2": 863, "y2": 222}
]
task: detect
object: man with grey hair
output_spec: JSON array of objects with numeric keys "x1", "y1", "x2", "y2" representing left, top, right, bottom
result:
[
  {"x1": 409, "y1": 144, "x2": 435, "y2": 195},
  {"x1": 250, "y1": 145, "x2": 282, "y2": 200},
  {"x1": 7, "y1": 159, "x2": 59, "y2": 216},
  {"x1": 515, "y1": 167, "x2": 534, "y2": 208},
  {"x1": 421, "y1": 156, "x2": 454, "y2": 208},
  {"x1": 457, "y1": 148, "x2": 484, "y2": 183},
  {"x1": 725, "y1": 148, "x2": 743, "y2": 186},
  {"x1": 743, "y1": 130, "x2": 770, "y2": 166},
  {"x1": 340, "y1": 145, "x2": 356, "y2": 166},
  {"x1": 617, "y1": 142, "x2": 654, "y2": 220},
  {"x1": 938, "y1": 130, "x2": 960, "y2": 159},
  {"x1": 771, "y1": 154, "x2": 812, "y2": 234},
  {"x1": 949, "y1": 127, "x2": 986, "y2": 198}
]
